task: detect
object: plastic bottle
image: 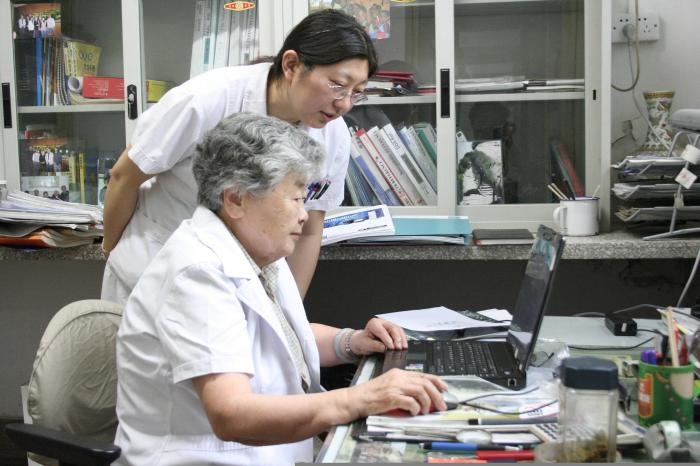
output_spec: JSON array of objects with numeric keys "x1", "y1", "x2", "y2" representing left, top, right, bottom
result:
[{"x1": 558, "y1": 356, "x2": 619, "y2": 462}]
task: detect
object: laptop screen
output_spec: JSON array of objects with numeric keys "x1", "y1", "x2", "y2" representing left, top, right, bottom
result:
[{"x1": 507, "y1": 225, "x2": 565, "y2": 373}]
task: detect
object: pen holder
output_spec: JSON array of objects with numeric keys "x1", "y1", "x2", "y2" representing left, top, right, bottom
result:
[{"x1": 638, "y1": 362, "x2": 694, "y2": 428}]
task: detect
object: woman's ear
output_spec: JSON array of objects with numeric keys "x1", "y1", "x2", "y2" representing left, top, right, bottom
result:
[
  {"x1": 221, "y1": 188, "x2": 245, "y2": 219},
  {"x1": 281, "y1": 50, "x2": 302, "y2": 80}
]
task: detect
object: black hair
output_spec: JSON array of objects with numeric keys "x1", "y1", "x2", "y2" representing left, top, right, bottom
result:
[{"x1": 269, "y1": 9, "x2": 377, "y2": 81}]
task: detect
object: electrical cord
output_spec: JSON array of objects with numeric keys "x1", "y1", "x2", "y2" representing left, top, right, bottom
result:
[
  {"x1": 677, "y1": 246, "x2": 700, "y2": 307},
  {"x1": 612, "y1": 0, "x2": 641, "y2": 92}
]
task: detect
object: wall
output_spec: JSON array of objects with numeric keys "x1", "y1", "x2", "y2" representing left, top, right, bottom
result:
[{"x1": 610, "y1": 0, "x2": 700, "y2": 160}]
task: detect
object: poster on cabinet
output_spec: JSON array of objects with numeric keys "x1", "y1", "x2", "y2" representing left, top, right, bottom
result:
[
  {"x1": 13, "y1": 3, "x2": 62, "y2": 39},
  {"x1": 309, "y1": 0, "x2": 391, "y2": 40}
]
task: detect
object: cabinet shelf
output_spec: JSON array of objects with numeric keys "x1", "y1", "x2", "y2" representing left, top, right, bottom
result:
[
  {"x1": 456, "y1": 91, "x2": 584, "y2": 103},
  {"x1": 363, "y1": 95, "x2": 435, "y2": 106},
  {"x1": 18, "y1": 104, "x2": 124, "y2": 114}
]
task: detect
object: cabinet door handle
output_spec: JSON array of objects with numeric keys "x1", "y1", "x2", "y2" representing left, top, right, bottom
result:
[
  {"x1": 2, "y1": 83, "x2": 12, "y2": 129},
  {"x1": 440, "y1": 68, "x2": 450, "y2": 118},
  {"x1": 127, "y1": 84, "x2": 138, "y2": 120}
]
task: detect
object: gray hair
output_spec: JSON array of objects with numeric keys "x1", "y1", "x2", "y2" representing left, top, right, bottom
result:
[{"x1": 193, "y1": 113, "x2": 326, "y2": 210}]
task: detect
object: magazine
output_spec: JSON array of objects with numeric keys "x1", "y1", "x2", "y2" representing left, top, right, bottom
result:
[{"x1": 322, "y1": 204, "x2": 394, "y2": 246}]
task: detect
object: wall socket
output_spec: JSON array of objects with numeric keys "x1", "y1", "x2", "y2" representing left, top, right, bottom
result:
[{"x1": 612, "y1": 12, "x2": 660, "y2": 43}]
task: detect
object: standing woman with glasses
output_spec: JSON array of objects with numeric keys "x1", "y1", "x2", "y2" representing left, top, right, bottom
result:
[{"x1": 101, "y1": 9, "x2": 375, "y2": 304}]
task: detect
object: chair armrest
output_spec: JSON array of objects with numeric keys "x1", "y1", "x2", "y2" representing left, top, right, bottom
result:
[{"x1": 4, "y1": 423, "x2": 120, "y2": 466}]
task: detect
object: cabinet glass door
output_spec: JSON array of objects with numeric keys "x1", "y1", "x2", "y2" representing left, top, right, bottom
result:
[
  {"x1": 3, "y1": 0, "x2": 125, "y2": 204},
  {"x1": 453, "y1": 0, "x2": 587, "y2": 228},
  {"x1": 134, "y1": 0, "x2": 262, "y2": 117},
  {"x1": 305, "y1": 0, "x2": 440, "y2": 212}
]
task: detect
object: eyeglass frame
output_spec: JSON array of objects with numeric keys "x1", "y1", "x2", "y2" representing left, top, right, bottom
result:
[{"x1": 327, "y1": 82, "x2": 368, "y2": 104}]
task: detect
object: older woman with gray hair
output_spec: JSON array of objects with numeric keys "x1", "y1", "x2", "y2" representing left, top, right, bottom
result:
[{"x1": 113, "y1": 113, "x2": 447, "y2": 466}]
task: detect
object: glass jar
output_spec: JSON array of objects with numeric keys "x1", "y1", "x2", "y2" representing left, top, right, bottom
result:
[{"x1": 558, "y1": 356, "x2": 619, "y2": 462}]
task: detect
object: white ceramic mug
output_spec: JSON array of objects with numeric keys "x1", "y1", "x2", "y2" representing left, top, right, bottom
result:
[{"x1": 553, "y1": 197, "x2": 599, "y2": 236}]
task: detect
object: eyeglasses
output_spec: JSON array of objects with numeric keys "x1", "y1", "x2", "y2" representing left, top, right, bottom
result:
[{"x1": 327, "y1": 83, "x2": 368, "y2": 105}]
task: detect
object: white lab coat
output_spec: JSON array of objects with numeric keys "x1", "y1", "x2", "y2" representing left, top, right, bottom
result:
[
  {"x1": 102, "y1": 62, "x2": 350, "y2": 304},
  {"x1": 114, "y1": 206, "x2": 322, "y2": 466}
]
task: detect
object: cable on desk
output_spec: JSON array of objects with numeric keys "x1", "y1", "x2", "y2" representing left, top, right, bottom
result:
[
  {"x1": 460, "y1": 398, "x2": 558, "y2": 416},
  {"x1": 568, "y1": 336, "x2": 654, "y2": 351}
]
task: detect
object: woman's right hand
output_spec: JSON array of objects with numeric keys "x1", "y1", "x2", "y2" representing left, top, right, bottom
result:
[{"x1": 347, "y1": 368, "x2": 447, "y2": 417}]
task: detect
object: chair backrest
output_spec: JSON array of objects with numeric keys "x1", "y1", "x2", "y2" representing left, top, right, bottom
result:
[{"x1": 28, "y1": 300, "x2": 123, "y2": 443}]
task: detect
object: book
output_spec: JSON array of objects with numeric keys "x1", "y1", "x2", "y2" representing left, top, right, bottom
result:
[
  {"x1": 412, "y1": 123, "x2": 438, "y2": 164},
  {"x1": 551, "y1": 140, "x2": 584, "y2": 197},
  {"x1": 472, "y1": 228, "x2": 534, "y2": 245},
  {"x1": 381, "y1": 123, "x2": 437, "y2": 204},
  {"x1": 212, "y1": 0, "x2": 231, "y2": 68},
  {"x1": 354, "y1": 128, "x2": 412, "y2": 206},
  {"x1": 366, "y1": 126, "x2": 425, "y2": 205},
  {"x1": 322, "y1": 205, "x2": 394, "y2": 246},
  {"x1": 396, "y1": 123, "x2": 437, "y2": 192},
  {"x1": 349, "y1": 135, "x2": 399, "y2": 206},
  {"x1": 62, "y1": 38, "x2": 101, "y2": 77},
  {"x1": 189, "y1": 0, "x2": 207, "y2": 76}
]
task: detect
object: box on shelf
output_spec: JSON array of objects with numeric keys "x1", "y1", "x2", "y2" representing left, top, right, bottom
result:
[{"x1": 81, "y1": 76, "x2": 124, "y2": 99}]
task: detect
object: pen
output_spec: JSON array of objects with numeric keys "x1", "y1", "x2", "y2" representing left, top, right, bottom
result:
[
  {"x1": 475, "y1": 450, "x2": 535, "y2": 461},
  {"x1": 420, "y1": 442, "x2": 512, "y2": 451},
  {"x1": 468, "y1": 416, "x2": 554, "y2": 426}
]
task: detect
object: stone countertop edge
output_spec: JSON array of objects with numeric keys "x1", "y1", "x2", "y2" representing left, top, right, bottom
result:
[{"x1": 1, "y1": 231, "x2": 699, "y2": 261}]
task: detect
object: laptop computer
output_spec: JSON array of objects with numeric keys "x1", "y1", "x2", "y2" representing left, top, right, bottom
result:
[{"x1": 381, "y1": 224, "x2": 565, "y2": 390}]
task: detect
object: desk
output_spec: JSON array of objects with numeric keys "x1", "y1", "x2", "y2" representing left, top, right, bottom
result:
[{"x1": 315, "y1": 316, "x2": 666, "y2": 463}]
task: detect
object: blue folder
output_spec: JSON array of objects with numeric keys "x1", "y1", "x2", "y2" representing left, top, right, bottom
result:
[{"x1": 392, "y1": 216, "x2": 471, "y2": 236}]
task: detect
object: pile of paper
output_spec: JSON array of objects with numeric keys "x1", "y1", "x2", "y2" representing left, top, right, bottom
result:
[{"x1": 0, "y1": 190, "x2": 103, "y2": 248}]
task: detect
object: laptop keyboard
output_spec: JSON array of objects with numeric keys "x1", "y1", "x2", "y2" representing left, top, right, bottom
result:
[{"x1": 424, "y1": 340, "x2": 502, "y2": 377}]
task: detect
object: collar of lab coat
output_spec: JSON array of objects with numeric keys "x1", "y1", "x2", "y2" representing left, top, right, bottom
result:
[{"x1": 188, "y1": 206, "x2": 321, "y2": 389}]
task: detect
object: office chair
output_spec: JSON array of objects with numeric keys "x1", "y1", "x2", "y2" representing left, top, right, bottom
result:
[{"x1": 5, "y1": 299, "x2": 123, "y2": 466}]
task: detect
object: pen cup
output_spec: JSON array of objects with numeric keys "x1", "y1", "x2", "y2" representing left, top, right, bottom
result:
[{"x1": 638, "y1": 361, "x2": 694, "y2": 428}]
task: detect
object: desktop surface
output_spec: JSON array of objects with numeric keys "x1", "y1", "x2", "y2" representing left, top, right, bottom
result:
[{"x1": 316, "y1": 315, "x2": 670, "y2": 463}]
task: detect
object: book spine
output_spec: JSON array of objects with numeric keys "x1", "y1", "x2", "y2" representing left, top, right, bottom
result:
[
  {"x1": 35, "y1": 37, "x2": 43, "y2": 105},
  {"x1": 78, "y1": 151, "x2": 86, "y2": 204},
  {"x1": 190, "y1": 0, "x2": 206, "y2": 77},
  {"x1": 356, "y1": 128, "x2": 412, "y2": 206},
  {"x1": 241, "y1": 5, "x2": 257, "y2": 64},
  {"x1": 227, "y1": 9, "x2": 242, "y2": 66},
  {"x1": 382, "y1": 123, "x2": 437, "y2": 204},
  {"x1": 412, "y1": 124, "x2": 438, "y2": 164},
  {"x1": 203, "y1": 0, "x2": 217, "y2": 72},
  {"x1": 555, "y1": 142, "x2": 584, "y2": 197},
  {"x1": 212, "y1": 0, "x2": 231, "y2": 68},
  {"x1": 366, "y1": 126, "x2": 425, "y2": 205},
  {"x1": 397, "y1": 125, "x2": 437, "y2": 192},
  {"x1": 349, "y1": 135, "x2": 395, "y2": 206}
]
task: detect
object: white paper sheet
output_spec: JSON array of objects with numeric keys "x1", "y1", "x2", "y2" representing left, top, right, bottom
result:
[{"x1": 376, "y1": 306, "x2": 504, "y2": 331}]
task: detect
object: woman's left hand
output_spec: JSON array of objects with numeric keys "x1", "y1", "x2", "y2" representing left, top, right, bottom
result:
[{"x1": 350, "y1": 317, "x2": 408, "y2": 355}]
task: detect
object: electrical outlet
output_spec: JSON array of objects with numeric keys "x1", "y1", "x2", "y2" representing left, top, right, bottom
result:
[
  {"x1": 637, "y1": 12, "x2": 660, "y2": 41},
  {"x1": 612, "y1": 12, "x2": 660, "y2": 43},
  {"x1": 611, "y1": 13, "x2": 633, "y2": 43}
]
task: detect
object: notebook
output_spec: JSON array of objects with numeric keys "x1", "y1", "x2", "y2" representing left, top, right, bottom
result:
[{"x1": 381, "y1": 224, "x2": 565, "y2": 390}]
